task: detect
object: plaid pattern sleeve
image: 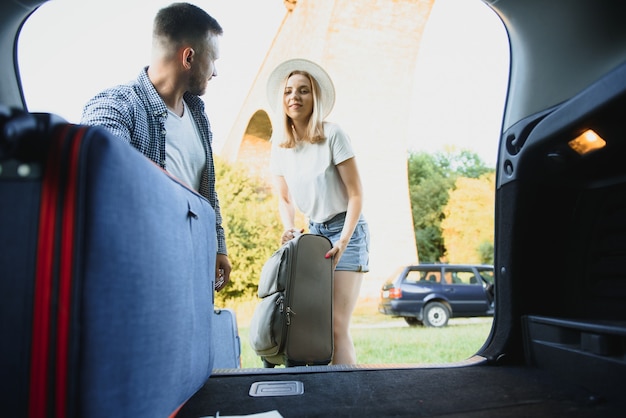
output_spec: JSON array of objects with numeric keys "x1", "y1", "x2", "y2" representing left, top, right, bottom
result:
[
  {"x1": 80, "y1": 90, "x2": 136, "y2": 143},
  {"x1": 80, "y1": 70, "x2": 167, "y2": 167}
]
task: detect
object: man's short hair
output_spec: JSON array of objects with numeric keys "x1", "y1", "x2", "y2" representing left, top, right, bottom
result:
[{"x1": 154, "y1": 2, "x2": 223, "y2": 45}]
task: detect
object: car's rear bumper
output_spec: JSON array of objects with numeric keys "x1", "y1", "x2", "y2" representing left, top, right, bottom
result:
[{"x1": 378, "y1": 301, "x2": 421, "y2": 318}]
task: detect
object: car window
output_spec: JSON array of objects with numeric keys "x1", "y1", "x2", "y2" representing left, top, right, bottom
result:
[
  {"x1": 444, "y1": 269, "x2": 478, "y2": 285},
  {"x1": 405, "y1": 269, "x2": 440, "y2": 283},
  {"x1": 424, "y1": 271, "x2": 441, "y2": 283},
  {"x1": 477, "y1": 268, "x2": 495, "y2": 285},
  {"x1": 405, "y1": 270, "x2": 423, "y2": 284}
]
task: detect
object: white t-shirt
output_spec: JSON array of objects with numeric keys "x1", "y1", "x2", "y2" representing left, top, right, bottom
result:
[
  {"x1": 270, "y1": 122, "x2": 355, "y2": 223},
  {"x1": 165, "y1": 101, "x2": 205, "y2": 191}
]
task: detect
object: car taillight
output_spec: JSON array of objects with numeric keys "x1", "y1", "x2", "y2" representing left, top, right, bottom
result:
[{"x1": 388, "y1": 287, "x2": 402, "y2": 299}]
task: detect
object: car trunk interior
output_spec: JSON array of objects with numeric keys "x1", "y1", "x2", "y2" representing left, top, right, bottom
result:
[
  {"x1": 3, "y1": 0, "x2": 626, "y2": 417},
  {"x1": 177, "y1": 1, "x2": 626, "y2": 414},
  {"x1": 176, "y1": 37, "x2": 626, "y2": 418}
]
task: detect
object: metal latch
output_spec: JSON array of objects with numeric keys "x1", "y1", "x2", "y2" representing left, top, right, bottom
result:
[{"x1": 249, "y1": 381, "x2": 304, "y2": 397}]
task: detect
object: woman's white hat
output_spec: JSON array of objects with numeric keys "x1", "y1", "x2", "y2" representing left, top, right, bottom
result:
[{"x1": 266, "y1": 58, "x2": 335, "y2": 118}]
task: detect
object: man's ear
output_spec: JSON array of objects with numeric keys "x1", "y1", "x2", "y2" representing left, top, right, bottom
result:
[{"x1": 184, "y1": 48, "x2": 194, "y2": 68}]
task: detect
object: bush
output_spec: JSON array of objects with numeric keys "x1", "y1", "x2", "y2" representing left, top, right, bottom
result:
[{"x1": 215, "y1": 157, "x2": 283, "y2": 305}]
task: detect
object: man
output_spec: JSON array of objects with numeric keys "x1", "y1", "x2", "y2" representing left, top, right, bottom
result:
[{"x1": 81, "y1": 2, "x2": 231, "y2": 290}]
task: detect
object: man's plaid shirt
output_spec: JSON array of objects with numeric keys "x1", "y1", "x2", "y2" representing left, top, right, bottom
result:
[{"x1": 81, "y1": 67, "x2": 227, "y2": 255}]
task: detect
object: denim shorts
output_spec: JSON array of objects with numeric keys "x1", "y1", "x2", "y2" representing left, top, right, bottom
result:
[{"x1": 308, "y1": 212, "x2": 370, "y2": 272}]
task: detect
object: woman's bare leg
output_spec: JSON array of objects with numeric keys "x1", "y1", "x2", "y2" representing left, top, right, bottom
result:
[{"x1": 331, "y1": 270, "x2": 363, "y2": 365}]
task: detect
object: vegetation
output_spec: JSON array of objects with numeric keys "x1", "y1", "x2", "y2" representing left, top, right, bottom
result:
[
  {"x1": 214, "y1": 157, "x2": 283, "y2": 305},
  {"x1": 240, "y1": 321, "x2": 493, "y2": 368},
  {"x1": 236, "y1": 301, "x2": 493, "y2": 368},
  {"x1": 214, "y1": 149, "x2": 496, "y2": 305},
  {"x1": 214, "y1": 150, "x2": 496, "y2": 367},
  {"x1": 441, "y1": 173, "x2": 495, "y2": 264},
  {"x1": 407, "y1": 149, "x2": 494, "y2": 264}
]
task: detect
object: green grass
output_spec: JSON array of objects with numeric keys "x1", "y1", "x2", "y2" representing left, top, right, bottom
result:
[
  {"x1": 351, "y1": 320, "x2": 492, "y2": 365},
  {"x1": 230, "y1": 299, "x2": 494, "y2": 368}
]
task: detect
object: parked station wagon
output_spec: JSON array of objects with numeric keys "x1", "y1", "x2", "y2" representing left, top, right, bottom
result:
[{"x1": 379, "y1": 264, "x2": 495, "y2": 327}]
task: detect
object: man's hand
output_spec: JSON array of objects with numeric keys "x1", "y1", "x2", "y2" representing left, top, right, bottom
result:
[{"x1": 215, "y1": 253, "x2": 231, "y2": 292}]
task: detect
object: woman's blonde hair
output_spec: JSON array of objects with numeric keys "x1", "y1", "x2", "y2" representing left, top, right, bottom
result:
[{"x1": 277, "y1": 70, "x2": 326, "y2": 148}]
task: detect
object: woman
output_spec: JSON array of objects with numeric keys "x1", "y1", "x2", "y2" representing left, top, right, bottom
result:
[{"x1": 266, "y1": 58, "x2": 370, "y2": 365}]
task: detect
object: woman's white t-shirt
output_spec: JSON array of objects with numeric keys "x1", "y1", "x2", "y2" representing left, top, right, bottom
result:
[{"x1": 270, "y1": 122, "x2": 355, "y2": 223}]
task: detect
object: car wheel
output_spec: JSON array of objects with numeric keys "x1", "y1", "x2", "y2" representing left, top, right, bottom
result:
[
  {"x1": 423, "y1": 302, "x2": 450, "y2": 327},
  {"x1": 404, "y1": 317, "x2": 423, "y2": 327}
]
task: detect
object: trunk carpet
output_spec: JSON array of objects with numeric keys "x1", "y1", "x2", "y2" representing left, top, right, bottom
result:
[{"x1": 177, "y1": 362, "x2": 623, "y2": 417}]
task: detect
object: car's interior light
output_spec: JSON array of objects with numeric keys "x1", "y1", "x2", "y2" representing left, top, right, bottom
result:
[{"x1": 568, "y1": 129, "x2": 606, "y2": 155}]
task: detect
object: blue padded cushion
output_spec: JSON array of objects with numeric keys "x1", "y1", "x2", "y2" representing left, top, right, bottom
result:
[
  {"x1": 77, "y1": 125, "x2": 216, "y2": 416},
  {"x1": 0, "y1": 114, "x2": 216, "y2": 417}
]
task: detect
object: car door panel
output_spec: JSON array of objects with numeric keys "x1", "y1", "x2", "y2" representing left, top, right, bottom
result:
[{"x1": 443, "y1": 268, "x2": 491, "y2": 315}]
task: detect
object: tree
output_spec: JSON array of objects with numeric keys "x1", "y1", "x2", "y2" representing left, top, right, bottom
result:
[
  {"x1": 407, "y1": 149, "x2": 494, "y2": 263},
  {"x1": 441, "y1": 172, "x2": 495, "y2": 264},
  {"x1": 214, "y1": 157, "x2": 283, "y2": 305},
  {"x1": 407, "y1": 151, "x2": 455, "y2": 262},
  {"x1": 441, "y1": 148, "x2": 493, "y2": 179}
]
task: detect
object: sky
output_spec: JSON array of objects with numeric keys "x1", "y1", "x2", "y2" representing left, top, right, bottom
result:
[
  {"x1": 410, "y1": 0, "x2": 509, "y2": 167},
  {"x1": 19, "y1": 0, "x2": 508, "y2": 167}
]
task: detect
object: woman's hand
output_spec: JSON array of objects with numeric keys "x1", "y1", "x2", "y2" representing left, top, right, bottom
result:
[
  {"x1": 281, "y1": 228, "x2": 303, "y2": 245},
  {"x1": 325, "y1": 239, "x2": 348, "y2": 270}
]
